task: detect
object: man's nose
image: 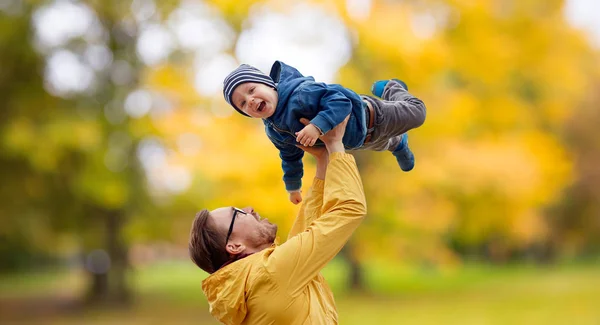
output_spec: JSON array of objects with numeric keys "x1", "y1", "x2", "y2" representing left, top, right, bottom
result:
[{"x1": 243, "y1": 207, "x2": 254, "y2": 214}]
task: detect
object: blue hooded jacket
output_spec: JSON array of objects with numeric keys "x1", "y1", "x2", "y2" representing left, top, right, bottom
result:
[{"x1": 264, "y1": 61, "x2": 367, "y2": 191}]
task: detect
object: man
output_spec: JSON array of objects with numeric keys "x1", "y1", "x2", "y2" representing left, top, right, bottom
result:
[{"x1": 188, "y1": 116, "x2": 366, "y2": 324}]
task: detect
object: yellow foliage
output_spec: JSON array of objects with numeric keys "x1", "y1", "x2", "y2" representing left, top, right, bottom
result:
[
  {"x1": 206, "y1": 0, "x2": 268, "y2": 27},
  {"x1": 136, "y1": 0, "x2": 596, "y2": 262},
  {"x1": 3, "y1": 118, "x2": 36, "y2": 155},
  {"x1": 78, "y1": 165, "x2": 131, "y2": 209}
]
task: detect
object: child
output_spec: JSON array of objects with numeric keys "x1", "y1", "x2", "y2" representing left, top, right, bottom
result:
[{"x1": 223, "y1": 61, "x2": 426, "y2": 204}]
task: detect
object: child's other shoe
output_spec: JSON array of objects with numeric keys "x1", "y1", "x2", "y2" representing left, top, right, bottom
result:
[
  {"x1": 392, "y1": 134, "x2": 414, "y2": 171},
  {"x1": 371, "y1": 79, "x2": 408, "y2": 98}
]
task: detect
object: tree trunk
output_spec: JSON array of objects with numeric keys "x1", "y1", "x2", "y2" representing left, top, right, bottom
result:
[
  {"x1": 87, "y1": 272, "x2": 109, "y2": 303},
  {"x1": 86, "y1": 209, "x2": 131, "y2": 306},
  {"x1": 106, "y1": 209, "x2": 131, "y2": 304},
  {"x1": 340, "y1": 241, "x2": 364, "y2": 292}
]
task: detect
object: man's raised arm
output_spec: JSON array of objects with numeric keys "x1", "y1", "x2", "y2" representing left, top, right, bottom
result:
[{"x1": 267, "y1": 116, "x2": 367, "y2": 296}]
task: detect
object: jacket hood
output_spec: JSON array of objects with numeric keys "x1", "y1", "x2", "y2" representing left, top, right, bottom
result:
[
  {"x1": 268, "y1": 61, "x2": 314, "y2": 120},
  {"x1": 202, "y1": 257, "x2": 253, "y2": 325}
]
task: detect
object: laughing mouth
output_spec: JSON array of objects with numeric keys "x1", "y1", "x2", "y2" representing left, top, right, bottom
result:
[{"x1": 257, "y1": 101, "x2": 265, "y2": 112}]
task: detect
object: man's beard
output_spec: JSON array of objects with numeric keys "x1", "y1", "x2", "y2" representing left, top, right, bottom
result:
[{"x1": 256, "y1": 222, "x2": 278, "y2": 246}]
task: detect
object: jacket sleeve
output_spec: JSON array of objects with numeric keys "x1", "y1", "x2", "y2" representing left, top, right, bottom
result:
[
  {"x1": 298, "y1": 83, "x2": 353, "y2": 135},
  {"x1": 271, "y1": 136, "x2": 304, "y2": 192},
  {"x1": 266, "y1": 153, "x2": 367, "y2": 297},
  {"x1": 287, "y1": 178, "x2": 324, "y2": 239}
]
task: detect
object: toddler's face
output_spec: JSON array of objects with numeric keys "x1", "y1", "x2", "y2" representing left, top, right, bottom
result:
[{"x1": 231, "y1": 82, "x2": 278, "y2": 118}]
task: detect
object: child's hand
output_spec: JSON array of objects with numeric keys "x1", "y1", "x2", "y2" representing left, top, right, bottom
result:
[
  {"x1": 289, "y1": 191, "x2": 302, "y2": 205},
  {"x1": 295, "y1": 124, "x2": 320, "y2": 147}
]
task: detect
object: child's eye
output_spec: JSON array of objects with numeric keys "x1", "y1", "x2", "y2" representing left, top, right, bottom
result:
[
  {"x1": 241, "y1": 100, "x2": 246, "y2": 108},
  {"x1": 250, "y1": 87, "x2": 255, "y2": 94}
]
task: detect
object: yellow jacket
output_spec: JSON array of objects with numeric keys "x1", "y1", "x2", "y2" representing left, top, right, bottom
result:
[{"x1": 202, "y1": 153, "x2": 367, "y2": 325}]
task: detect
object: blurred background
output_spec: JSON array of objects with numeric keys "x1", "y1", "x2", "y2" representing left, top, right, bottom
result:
[{"x1": 1, "y1": 0, "x2": 599, "y2": 324}]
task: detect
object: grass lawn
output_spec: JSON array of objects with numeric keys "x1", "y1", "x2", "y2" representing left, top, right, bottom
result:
[{"x1": 1, "y1": 259, "x2": 599, "y2": 325}]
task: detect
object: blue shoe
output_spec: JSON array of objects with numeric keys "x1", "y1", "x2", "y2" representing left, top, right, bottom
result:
[
  {"x1": 371, "y1": 79, "x2": 408, "y2": 98},
  {"x1": 393, "y1": 134, "x2": 414, "y2": 172}
]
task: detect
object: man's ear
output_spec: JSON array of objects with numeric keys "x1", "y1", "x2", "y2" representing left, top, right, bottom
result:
[{"x1": 226, "y1": 242, "x2": 246, "y2": 256}]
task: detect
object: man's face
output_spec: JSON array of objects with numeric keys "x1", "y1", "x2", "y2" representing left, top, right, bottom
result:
[
  {"x1": 231, "y1": 82, "x2": 278, "y2": 118},
  {"x1": 210, "y1": 206, "x2": 278, "y2": 253}
]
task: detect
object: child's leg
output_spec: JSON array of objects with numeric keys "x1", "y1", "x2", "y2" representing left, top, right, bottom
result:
[
  {"x1": 361, "y1": 131, "x2": 403, "y2": 151},
  {"x1": 361, "y1": 80, "x2": 425, "y2": 171},
  {"x1": 391, "y1": 133, "x2": 414, "y2": 171},
  {"x1": 380, "y1": 80, "x2": 426, "y2": 128},
  {"x1": 372, "y1": 79, "x2": 408, "y2": 98},
  {"x1": 360, "y1": 128, "x2": 414, "y2": 171},
  {"x1": 362, "y1": 83, "x2": 426, "y2": 141},
  {"x1": 379, "y1": 80, "x2": 422, "y2": 171}
]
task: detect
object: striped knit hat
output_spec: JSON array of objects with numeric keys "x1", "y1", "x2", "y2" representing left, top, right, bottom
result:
[{"x1": 223, "y1": 64, "x2": 276, "y2": 117}]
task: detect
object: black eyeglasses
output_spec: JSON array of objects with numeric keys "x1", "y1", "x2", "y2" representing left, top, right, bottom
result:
[{"x1": 225, "y1": 208, "x2": 246, "y2": 245}]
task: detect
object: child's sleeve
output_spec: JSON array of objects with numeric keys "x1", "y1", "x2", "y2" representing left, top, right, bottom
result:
[
  {"x1": 271, "y1": 138, "x2": 305, "y2": 192},
  {"x1": 298, "y1": 84, "x2": 353, "y2": 135}
]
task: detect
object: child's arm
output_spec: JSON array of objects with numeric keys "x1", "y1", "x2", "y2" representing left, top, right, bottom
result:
[
  {"x1": 296, "y1": 84, "x2": 353, "y2": 145},
  {"x1": 270, "y1": 136, "x2": 305, "y2": 202}
]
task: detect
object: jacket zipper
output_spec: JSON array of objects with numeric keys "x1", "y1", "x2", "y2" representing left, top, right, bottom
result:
[{"x1": 269, "y1": 121, "x2": 296, "y2": 137}]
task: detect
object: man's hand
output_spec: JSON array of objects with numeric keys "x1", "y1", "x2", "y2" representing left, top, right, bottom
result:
[
  {"x1": 295, "y1": 124, "x2": 320, "y2": 147},
  {"x1": 296, "y1": 143, "x2": 328, "y2": 161},
  {"x1": 299, "y1": 116, "x2": 348, "y2": 154},
  {"x1": 289, "y1": 190, "x2": 302, "y2": 205},
  {"x1": 296, "y1": 143, "x2": 329, "y2": 180}
]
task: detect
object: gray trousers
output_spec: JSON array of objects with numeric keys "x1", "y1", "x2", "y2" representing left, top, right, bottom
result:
[{"x1": 359, "y1": 80, "x2": 426, "y2": 152}]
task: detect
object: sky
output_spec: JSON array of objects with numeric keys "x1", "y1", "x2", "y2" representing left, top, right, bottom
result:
[{"x1": 564, "y1": 0, "x2": 600, "y2": 47}]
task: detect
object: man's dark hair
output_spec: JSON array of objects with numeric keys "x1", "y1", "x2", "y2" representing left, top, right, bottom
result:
[{"x1": 189, "y1": 209, "x2": 230, "y2": 274}]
